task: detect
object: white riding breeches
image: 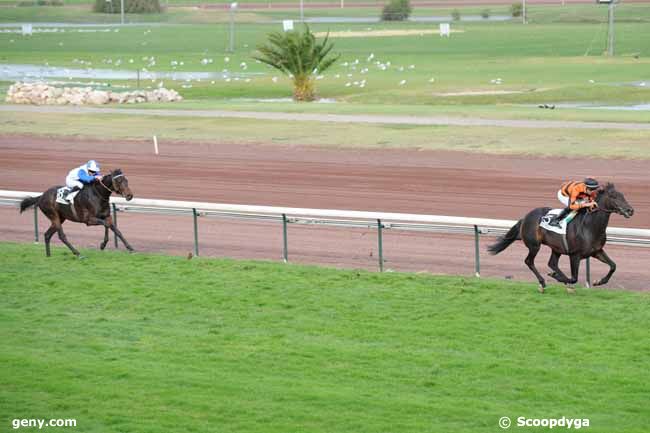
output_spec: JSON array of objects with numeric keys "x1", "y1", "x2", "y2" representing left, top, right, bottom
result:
[
  {"x1": 66, "y1": 177, "x2": 84, "y2": 190},
  {"x1": 557, "y1": 189, "x2": 570, "y2": 207}
]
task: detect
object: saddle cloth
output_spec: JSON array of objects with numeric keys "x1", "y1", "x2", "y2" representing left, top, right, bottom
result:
[
  {"x1": 55, "y1": 187, "x2": 79, "y2": 205},
  {"x1": 539, "y1": 208, "x2": 576, "y2": 235}
]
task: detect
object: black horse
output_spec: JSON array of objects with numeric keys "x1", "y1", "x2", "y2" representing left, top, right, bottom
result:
[
  {"x1": 19, "y1": 169, "x2": 135, "y2": 257},
  {"x1": 488, "y1": 183, "x2": 634, "y2": 292}
]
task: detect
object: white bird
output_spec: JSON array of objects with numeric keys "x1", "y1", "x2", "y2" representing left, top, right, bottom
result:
[
  {"x1": 272, "y1": 76, "x2": 278, "y2": 82},
  {"x1": 345, "y1": 82, "x2": 351, "y2": 87},
  {"x1": 399, "y1": 80, "x2": 406, "y2": 86},
  {"x1": 224, "y1": 57, "x2": 230, "y2": 63},
  {"x1": 428, "y1": 78, "x2": 435, "y2": 83}
]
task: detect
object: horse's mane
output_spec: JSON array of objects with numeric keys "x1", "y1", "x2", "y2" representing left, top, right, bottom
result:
[
  {"x1": 599, "y1": 182, "x2": 616, "y2": 197},
  {"x1": 106, "y1": 168, "x2": 123, "y2": 178}
]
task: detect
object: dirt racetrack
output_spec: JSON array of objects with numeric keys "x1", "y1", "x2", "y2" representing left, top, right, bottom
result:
[{"x1": 1, "y1": 135, "x2": 648, "y2": 290}]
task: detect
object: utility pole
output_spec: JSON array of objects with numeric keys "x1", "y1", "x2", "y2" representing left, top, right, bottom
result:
[
  {"x1": 522, "y1": 0, "x2": 527, "y2": 24},
  {"x1": 120, "y1": 0, "x2": 124, "y2": 24},
  {"x1": 607, "y1": 0, "x2": 615, "y2": 56}
]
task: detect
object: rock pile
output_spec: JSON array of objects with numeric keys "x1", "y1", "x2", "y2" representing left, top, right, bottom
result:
[{"x1": 5, "y1": 82, "x2": 183, "y2": 105}]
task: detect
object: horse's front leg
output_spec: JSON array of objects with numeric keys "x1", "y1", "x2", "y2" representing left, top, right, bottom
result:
[
  {"x1": 592, "y1": 249, "x2": 616, "y2": 286},
  {"x1": 109, "y1": 224, "x2": 134, "y2": 252},
  {"x1": 565, "y1": 254, "x2": 581, "y2": 293},
  {"x1": 547, "y1": 251, "x2": 570, "y2": 283}
]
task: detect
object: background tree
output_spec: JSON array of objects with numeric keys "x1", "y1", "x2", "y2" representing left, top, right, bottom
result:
[
  {"x1": 381, "y1": 0, "x2": 412, "y2": 21},
  {"x1": 253, "y1": 25, "x2": 340, "y2": 102}
]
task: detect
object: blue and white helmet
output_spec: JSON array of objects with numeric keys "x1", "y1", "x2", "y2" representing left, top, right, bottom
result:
[{"x1": 86, "y1": 160, "x2": 100, "y2": 173}]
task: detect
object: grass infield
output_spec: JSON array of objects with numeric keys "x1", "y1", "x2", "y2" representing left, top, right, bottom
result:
[{"x1": 1, "y1": 242, "x2": 649, "y2": 432}]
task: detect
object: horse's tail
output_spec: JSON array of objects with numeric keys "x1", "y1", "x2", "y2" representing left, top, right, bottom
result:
[
  {"x1": 488, "y1": 219, "x2": 522, "y2": 255},
  {"x1": 19, "y1": 195, "x2": 41, "y2": 213}
]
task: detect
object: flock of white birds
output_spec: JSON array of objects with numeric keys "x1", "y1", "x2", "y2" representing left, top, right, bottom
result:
[{"x1": 3, "y1": 26, "x2": 525, "y2": 94}]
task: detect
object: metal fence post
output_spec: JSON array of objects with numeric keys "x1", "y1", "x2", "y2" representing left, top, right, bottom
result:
[
  {"x1": 585, "y1": 257, "x2": 591, "y2": 288},
  {"x1": 112, "y1": 203, "x2": 119, "y2": 248},
  {"x1": 282, "y1": 213, "x2": 288, "y2": 262},
  {"x1": 33, "y1": 206, "x2": 39, "y2": 243},
  {"x1": 377, "y1": 219, "x2": 384, "y2": 272},
  {"x1": 192, "y1": 208, "x2": 199, "y2": 257},
  {"x1": 474, "y1": 225, "x2": 481, "y2": 277}
]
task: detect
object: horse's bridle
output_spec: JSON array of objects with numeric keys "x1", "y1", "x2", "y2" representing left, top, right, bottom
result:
[{"x1": 98, "y1": 174, "x2": 125, "y2": 196}]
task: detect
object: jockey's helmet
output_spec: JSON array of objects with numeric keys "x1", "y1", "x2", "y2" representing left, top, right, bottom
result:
[
  {"x1": 584, "y1": 178, "x2": 599, "y2": 190},
  {"x1": 86, "y1": 160, "x2": 100, "y2": 173}
]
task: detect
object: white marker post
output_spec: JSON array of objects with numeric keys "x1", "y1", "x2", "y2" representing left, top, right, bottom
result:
[{"x1": 153, "y1": 135, "x2": 159, "y2": 155}]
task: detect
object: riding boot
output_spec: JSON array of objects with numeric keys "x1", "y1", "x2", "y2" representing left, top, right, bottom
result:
[
  {"x1": 549, "y1": 208, "x2": 570, "y2": 227},
  {"x1": 64, "y1": 186, "x2": 81, "y2": 203}
]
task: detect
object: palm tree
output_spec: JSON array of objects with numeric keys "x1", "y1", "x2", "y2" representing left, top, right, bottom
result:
[{"x1": 253, "y1": 25, "x2": 340, "y2": 102}]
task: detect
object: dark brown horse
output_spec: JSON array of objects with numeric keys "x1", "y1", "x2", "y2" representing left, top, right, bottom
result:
[
  {"x1": 19, "y1": 169, "x2": 135, "y2": 258},
  {"x1": 488, "y1": 183, "x2": 634, "y2": 292}
]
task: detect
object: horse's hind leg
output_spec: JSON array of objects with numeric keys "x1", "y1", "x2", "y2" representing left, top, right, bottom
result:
[
  {"x1": 524, "y1": 244, "x2": 546, "y2": 292},
  {"x1": 592, "y1": 249, "x2": 616, "y2": 286},
  {"x1": 56, "y1": 225, "x2": 81, "y2": 257},
  {"x1": 547, "y1": 251, "x2": 570, "y2": 283}
]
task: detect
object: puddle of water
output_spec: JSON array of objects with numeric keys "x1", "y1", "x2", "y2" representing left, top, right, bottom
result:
[
  {"x1": 542, "y1": 103, "x2": 650, "y2": 111},
  {"x1": 227, "y1": 97, "x2": 337, "y2": 103},
  {"x1": 0, "y1": 64, "x2": 262, "y2": 82}
]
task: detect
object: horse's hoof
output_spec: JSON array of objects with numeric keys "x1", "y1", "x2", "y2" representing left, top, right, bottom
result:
[
  {"x1": 593, "y1": 279, "x2": 605, "y2": 286},
  {"x1": 538, "y1": 284, "x2": 545, "y2": 294},
  {"x1": 566, "y1": 287, "x2": 576, "y2": 294},
  {"x1": 77, "y1": 255, "x2": 87, "y2": 260}
]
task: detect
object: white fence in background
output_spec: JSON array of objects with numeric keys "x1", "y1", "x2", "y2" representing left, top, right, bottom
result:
[{"x1": 2, "y1": 190, "x2": 649, "y2": 286}]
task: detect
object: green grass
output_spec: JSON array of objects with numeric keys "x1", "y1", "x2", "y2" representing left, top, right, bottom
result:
[
  {"x1": 1, "y1": 242, "x2": 650, "y2": 432},
  {"x1": 3, "y1": 110, "x2": 650, "y2": 158}
]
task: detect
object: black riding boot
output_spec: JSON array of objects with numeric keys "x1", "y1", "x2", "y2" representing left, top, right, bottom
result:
[
  {"x1": 549, "y1": 208, "x2": 570, "y2": 227},
  {"x1": 63, "y1": 186, "x2": 81, "y2": 202}
]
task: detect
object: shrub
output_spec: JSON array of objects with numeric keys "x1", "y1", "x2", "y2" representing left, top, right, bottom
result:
[
  {"x1": 381, "y1": 0, "x2": 412, "y2": 21},
  {"x1": 481, "y1": 9, "x2": 490, "y2": 19},
  {"x1": 94, "y1": 0, "x2": 162, "y2": 14},
  {"x1": 253, "y1": 25, "x2": 339, "y2": 101},
  {"x1": 511, "y1": 2, "x2": 522, "y2": 17},
  {"x1": 451, "y1": 9, "x2": 461, "y2": 21}
]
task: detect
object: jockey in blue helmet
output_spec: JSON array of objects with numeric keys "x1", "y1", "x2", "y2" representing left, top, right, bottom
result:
[{"x1": 63, "y1": 160, "x2": 103, "y2": 202}]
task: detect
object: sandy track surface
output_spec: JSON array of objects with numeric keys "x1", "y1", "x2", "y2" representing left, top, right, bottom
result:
[{"x1": 1, "y1": 135, "x2": 648, "y2": 290}]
